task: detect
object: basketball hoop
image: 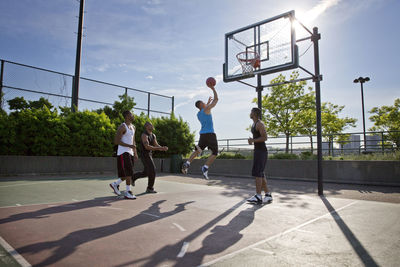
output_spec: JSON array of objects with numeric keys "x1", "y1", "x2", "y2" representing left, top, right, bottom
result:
[{"x1": 236, "y1": 51, "x2": 260, "y2": 76}]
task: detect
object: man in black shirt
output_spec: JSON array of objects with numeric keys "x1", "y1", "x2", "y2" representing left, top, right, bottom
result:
[
  {"x1": 246, "y1": 107, "x2": 273, "y2": 205},
  {"x1": 132, "y1": 122, "x2": 168, "y2": 193}
]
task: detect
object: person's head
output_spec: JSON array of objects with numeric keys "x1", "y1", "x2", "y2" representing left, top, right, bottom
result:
[
  {"x1": 195, "y1": 100, "x2": 205, "y2": 110},
  {"x1": 250, "y1": 107, "x2": 262, "y2": 120},
  {"x1": 144, "y1": 121, "x2": 154, "y2": 133},
  {"x1": 122, "y1": 110, "x2": 134, "y2": 122}
]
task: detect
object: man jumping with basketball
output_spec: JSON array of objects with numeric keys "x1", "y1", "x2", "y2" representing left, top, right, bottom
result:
[
  {"x1": 246, "y1": 107, "x2": 272, "y2": 204},
  {"x1": 181, "y1": 79, "x2": 219, "y2": 179}
]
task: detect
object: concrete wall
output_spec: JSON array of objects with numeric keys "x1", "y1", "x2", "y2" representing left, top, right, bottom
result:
[
  {"x1": 0, "y1": 156, "x2": 170, "y2": 176},
  {"x1": 0, "y1": 156, "x2": 398, "y2": 186},
  {"x1": 186, "y1": 159, "x2": 400, "y2": 186}
]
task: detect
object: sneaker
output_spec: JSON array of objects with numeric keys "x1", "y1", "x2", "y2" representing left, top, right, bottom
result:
[
  {"x1": 201, "y1": 166, "x2": 209, "y2": 180},
  {"x1": 146, "y1": 188, "x2": 157, "y2": 194},
  {"x1": 246, "y1": 194, "x2": 262, "y2": 205},
  {"x1": 110, "y1": 182, "x2": 121, "y2": 196},
  {"x1": 181, "y1": 162, "x2": 190, "y2": 175},
  {"x1": 263, "y1": 193, "x2": 273, "y2": 204},
  {"x1": 124, "y1": 191, "x2": 136, "y2": 199}
]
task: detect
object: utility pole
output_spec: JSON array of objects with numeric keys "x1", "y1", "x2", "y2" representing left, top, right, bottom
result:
[{"x1": 72, "y1": 0, "x2": 85, "y2": 112}]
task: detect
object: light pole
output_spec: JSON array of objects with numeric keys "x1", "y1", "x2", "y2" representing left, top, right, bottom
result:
[{"x1": 353, "y1": 76, "x2": 370, "y2": 152}]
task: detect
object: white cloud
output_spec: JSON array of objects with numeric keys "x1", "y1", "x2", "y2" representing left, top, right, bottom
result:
[{"x1": 145, "y1": 75, "x2": 154, "y2": 79}]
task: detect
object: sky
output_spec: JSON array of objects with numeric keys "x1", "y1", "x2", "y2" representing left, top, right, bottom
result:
[{"x1": 0, "y1": 0, "x2": 399, "y2": 141}]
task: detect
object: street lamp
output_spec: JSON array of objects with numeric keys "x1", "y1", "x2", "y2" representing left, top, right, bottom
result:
[{"x1": 353, "y1": 76, "x2": 370, "y2": 152}]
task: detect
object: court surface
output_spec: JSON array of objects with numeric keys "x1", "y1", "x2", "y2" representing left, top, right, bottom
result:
[{"x1": 0, "y1": 173, "x2": 399, "y2": 267}]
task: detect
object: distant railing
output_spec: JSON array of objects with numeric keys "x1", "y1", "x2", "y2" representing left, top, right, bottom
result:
[
  {"x1": 0, "y1": 59, "x2": 174, "y2": 117},
  {"x1": 197, "y1": 131, "x2": 399, "y2": 155}
]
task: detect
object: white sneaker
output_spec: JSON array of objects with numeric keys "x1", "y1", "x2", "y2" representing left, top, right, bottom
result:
[
  {"x1": 124, "y1": 191, "x2": 136, "y2": 199},
  {"x1": 110, "y1": 182, "x2": 121, "y2": 196},
  {"x1": 246, "y1": 194, "x2": 262, "y2": 204},
  {"x1": 263, "y1": 193, "x2": 273, "y2": 204},
  {"x1": 201, "y1": 166, "x2": 209, "y2": 180},
  {"x1": 181, "y1": 162, "x2": 190, "y2": 175}
]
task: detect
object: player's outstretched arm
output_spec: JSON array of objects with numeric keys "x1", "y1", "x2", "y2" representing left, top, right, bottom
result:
[{"x1": 204, "y1": 87, "x2": 218, "y2": 113}]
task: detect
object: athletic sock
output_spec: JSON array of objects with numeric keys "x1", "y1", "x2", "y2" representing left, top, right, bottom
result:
[
  {"x1": 204, "y1": 165, "x2": 209, "y2": 169},
  {"x1": 115, "y1": 178, "x2": 122, "y2": 185},
  {"x1": 186, "y1": 161, "x2": 190, "y2": 165},
  {"x1": 256, "y1": 194, "x2": 262, "y2": 199},
  {"x1": 126, "y1": 185, "x2": 131, "y2": 192}
]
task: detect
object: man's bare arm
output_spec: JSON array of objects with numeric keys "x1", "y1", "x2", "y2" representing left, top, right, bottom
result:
[
  {"x1": 204, "y1": 87, "x2": 218, "y2": 114},
  {"x1": 253, "y1": 122, "x2": 268, "y2": 143},
  {"x1": 141, "y1": 134, "x2": 165, "y2": 151}
]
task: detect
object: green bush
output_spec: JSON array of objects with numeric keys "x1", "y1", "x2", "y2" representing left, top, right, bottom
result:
[
  {"x1": 217, "y1": 152, "x2": 246, "y2": 159},
  {"x1": 300, "y1": 151, "x2": 318, "y2": 160},
  {"x1": 269, "y1": 153, "x2": 299, "y2": 159},
  {"x1": 0, "y1": 96, "x2": 194, "y2": 157}
]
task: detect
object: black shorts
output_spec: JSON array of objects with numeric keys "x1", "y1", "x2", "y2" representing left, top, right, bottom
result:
[
  {"x1": 198, "y1": 133, "x2": 218, "y2": 155},
  {"x1": 252, "y1": 149, "x2": 268, "y2": 178},
  {"x1": 117, "y1": 152, "x2": 134, "y2": 177}
]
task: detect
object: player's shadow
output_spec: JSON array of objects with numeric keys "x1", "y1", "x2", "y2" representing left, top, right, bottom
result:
[
  {"x1": 0, "y1": 196, "x2": 118, "y2": 225},
  {"x1": 174, "y1": 207, "x2": 256, "y2": 267},
  {"x1": 320, "y1": 196, "x2": 379, "y2": 267},
  {"x1": 15, "y1": 200, "x2": 194, "y2": 267},
  {"x1": 120, "y1": 203, "x2": 257, "y2": 267}
]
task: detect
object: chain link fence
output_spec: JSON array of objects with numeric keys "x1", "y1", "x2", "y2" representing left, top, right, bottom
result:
[
  {"x1": 0, "y1": 59, "x2": 174, "y2": 117},
  {"x1": 212, "y1": 131, "x2": 400, "y2": 156}
]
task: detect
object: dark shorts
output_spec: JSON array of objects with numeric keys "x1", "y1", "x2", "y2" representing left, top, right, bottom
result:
[
  {"x1": 252, "y1": 149, "x2": 268, "y2": 178},
  {"x1": 117, "y1": 152, "x2": 134, "y2": 178},
  {"x1": 198, "y1": 133, "x2": 218, "y2": 155}
]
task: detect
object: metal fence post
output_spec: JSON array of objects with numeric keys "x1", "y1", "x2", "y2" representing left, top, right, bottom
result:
[
  {"x1": 125, "y1": 87, "x2": 128, "y2": 97},
  {"x1": 381, "y1": 132, "x2": 384, "y2": 153},
  {"x1": 171, "y1": 96, "x2": 174, "y2": 115},
  {"x1": 227, "y1": 140, "x2": 229, "y2": 152},
  {"x1": 147, "y1": 92, "x2": 151, "y2": 117},
  {"x1": 0, "y1": 60, "x2": 4, "y2": 109}
]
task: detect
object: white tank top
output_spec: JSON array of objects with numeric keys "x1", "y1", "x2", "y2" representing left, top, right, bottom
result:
[{"x1": 117, "y1": 123, "x2": 135, "y2": 156}]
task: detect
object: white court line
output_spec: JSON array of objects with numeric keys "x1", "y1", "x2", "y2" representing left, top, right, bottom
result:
[
  {"x1": 252, "y1": 247, "x2": 274, "y2": 255},
  {"x1": 98, "y1": 206, "x2": 122, "y2": 210},
  {"x1": 0, "y1": 236, "x2": 31, "y2": 267},
  {"x1": 200, "y1": 201, "x2": 358, "y2": 266},
  {"x1": 15, "y1": 204, "x2": 21, "y2": 206},
  {"x1": 295, "y1": 229, "x2": 314, "y2": 234},
  {"x1": 177, "y1": 242, "x2": 190, "y2": 258},
  {"x1": 142, "y1": 212, "x2": 160, "y2": 218},
  {"x1": 72, "y1": 199, "x2": 79, "y2": 202},
  {"x1": 173, "y1": 223, "x2": 186, "y2": 232}
]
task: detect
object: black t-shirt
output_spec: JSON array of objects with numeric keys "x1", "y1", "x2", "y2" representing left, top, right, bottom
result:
[
  {"x1": 251, "y1": 120, "x2": 267, "y2": 151},
  {"x1": 140, "y1": 131, "x2": 156, "y2": 156}
]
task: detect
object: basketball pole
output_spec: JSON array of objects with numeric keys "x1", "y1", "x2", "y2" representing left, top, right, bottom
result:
[
  {"x1": 312, "y1": 27, "x2": 323, "y2": 196},
  {"x1": 72, "y1": 0, "x2": 85, "y2": 112},
  {"x1": 257, "y1": 74, "x2": 263, "y2": 111}
]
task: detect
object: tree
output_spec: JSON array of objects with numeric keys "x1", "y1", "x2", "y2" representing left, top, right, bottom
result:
[
  {"x1": 296, "y1": 90, "x2": 316, "y2": 153},
  {"x1": 96, "y1": 94, "x2": 136, "y2": 126},
  {"x1": 255, "y1": 71, "x2": 310, "y2": 153},
  {"x1": 321, "y1": 103, "x2": 357, "y2": 155},
  {"x1": 369, "y1": 98, "x2": 400, "y2": 148}
]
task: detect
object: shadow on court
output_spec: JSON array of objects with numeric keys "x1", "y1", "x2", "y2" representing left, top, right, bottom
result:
[
  {"x1": 320, "y1": 196, "x2": 379, "y2": 267},
  {"x1": 14, "y1": 200, "x2": 193, "y2": 267},
  {"x1": 0, "y1": 196, "x2": 118, "y2": 225}
]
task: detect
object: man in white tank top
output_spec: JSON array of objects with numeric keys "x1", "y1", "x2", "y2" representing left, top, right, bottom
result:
[{"x1": 109, "y1": 110, "x2": 138, "y2": 199}]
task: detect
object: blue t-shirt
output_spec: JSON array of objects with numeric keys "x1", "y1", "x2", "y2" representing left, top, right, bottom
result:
[{"x1": 197, "y1": 109, "x2": 214, "y2": 134}]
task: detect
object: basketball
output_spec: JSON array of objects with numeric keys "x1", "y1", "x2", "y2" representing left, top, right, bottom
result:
[{"x1": 206, "y1": 77, "x2": 216, "y2": 88}]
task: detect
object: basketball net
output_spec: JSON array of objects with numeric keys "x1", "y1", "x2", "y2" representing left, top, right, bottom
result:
[{"x1": 236, "y1": 51, "x2": 260, "y2": 76}]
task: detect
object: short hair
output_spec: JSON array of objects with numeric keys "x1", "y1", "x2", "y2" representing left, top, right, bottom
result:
[
  {"x1": 144, "y1": 121, "x2": 152, "y2": 128},
  {"x1": 122, "y1": 110, "x2": 131, "y2": 118},
  {"x1": 251, "y1": 107, "x2": 262, "y2": 119},
  {"x1": 195, "y1": 100, "x2": 202, "y2": 109}
]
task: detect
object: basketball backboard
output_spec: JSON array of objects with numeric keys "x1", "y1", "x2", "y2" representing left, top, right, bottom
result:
[{"x1": 223, "y1": 10, "x2": 298, "y2": 82}]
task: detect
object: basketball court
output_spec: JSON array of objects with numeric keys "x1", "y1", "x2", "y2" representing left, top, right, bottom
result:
[{"x1": 0, "y1": 173, "x2": 399, "y2": 267}]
